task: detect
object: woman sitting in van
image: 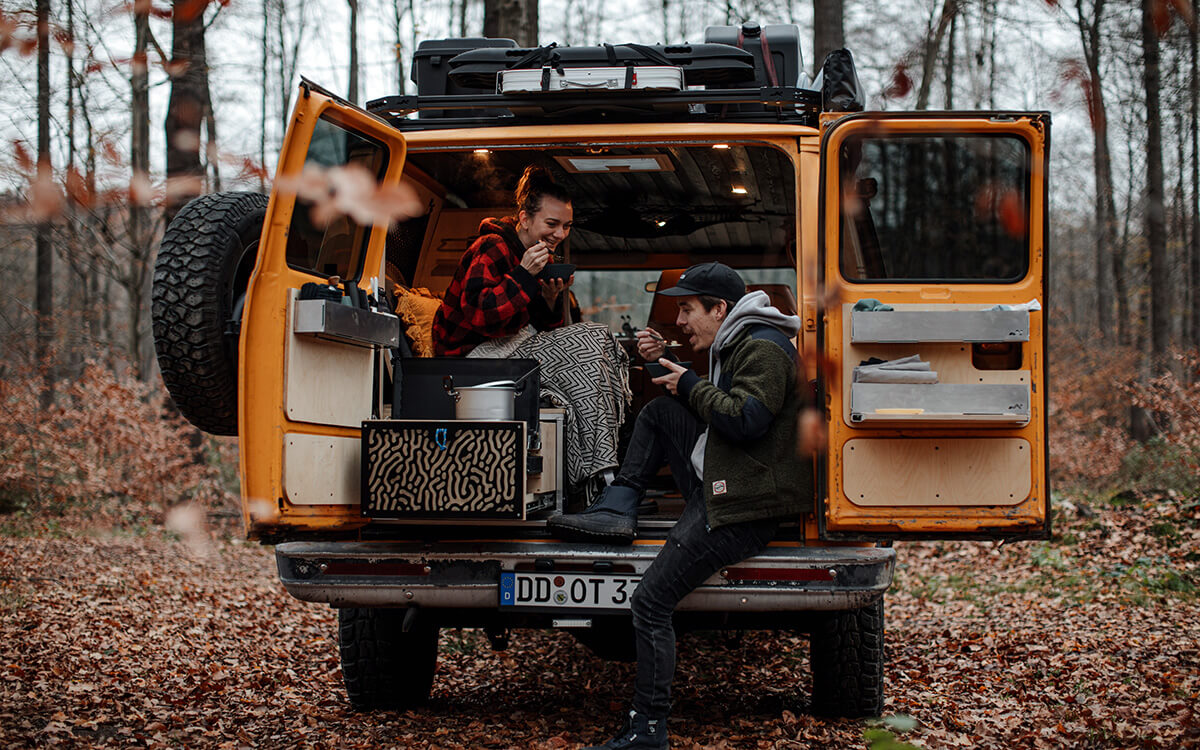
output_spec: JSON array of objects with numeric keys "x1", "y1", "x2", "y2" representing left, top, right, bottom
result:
[{"x1": 432, "y1": 165, "x2": 630, "y2": 499}]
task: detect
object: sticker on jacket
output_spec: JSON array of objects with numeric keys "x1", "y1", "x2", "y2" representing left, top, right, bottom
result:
[{"x1": 712, "y1": 480, "x2": 727, "y2": 495}]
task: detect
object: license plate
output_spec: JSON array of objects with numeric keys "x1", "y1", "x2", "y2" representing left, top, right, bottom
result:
[{"x1": 499, "y1": 571, "x2": 640, "y2": 610}]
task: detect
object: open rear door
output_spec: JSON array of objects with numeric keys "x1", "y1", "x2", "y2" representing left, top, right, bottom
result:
[
  {"x1": 818, "y1": 112, "x2": 1050, "y2": 539},
  {"x1": 239, "y1": 81, "x2": 410, "y2": 537}
]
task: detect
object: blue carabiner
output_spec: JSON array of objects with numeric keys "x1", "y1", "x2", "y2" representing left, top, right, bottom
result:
[{"x1": 435, "y1": 428, "x2": 448, "y2": 451}]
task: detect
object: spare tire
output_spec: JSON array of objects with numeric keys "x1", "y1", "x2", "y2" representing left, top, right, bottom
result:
[{"x1": 152, "y1": 192, "x2": 269, "y2": 435}]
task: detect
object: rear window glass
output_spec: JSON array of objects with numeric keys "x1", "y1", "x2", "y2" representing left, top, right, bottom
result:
[
  {"x1": 839, "y1": 135, "x2": 1030, "y2": 283},
  {"x1": 285, "y1": 115, "x2": 389, "y2": 280},
  {"x1": 574, "y1": 268, "x2": 795, "y2": 336}
]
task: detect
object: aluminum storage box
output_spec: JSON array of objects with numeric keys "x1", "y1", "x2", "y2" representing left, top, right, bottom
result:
[{"x1": 500, "y1": 65, "x2": 684, "y2": 93}]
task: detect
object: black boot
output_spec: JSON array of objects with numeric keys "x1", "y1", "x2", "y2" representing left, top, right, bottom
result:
[
  {"x1": 546, "y1": 485, "x2": 640, "y2": 543},
  {"x1": 584, "y1": 709, "x2": 668, "y2": 750}
]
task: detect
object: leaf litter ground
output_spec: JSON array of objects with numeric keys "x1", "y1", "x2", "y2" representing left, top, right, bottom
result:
[{"x1": 1, "y1": 493, "x2": 1197, "y2": 749}]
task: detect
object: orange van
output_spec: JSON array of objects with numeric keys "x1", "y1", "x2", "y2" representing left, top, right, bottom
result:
[{"x1": 152, "y1": 24, "x2": 1049, "y2": 717}]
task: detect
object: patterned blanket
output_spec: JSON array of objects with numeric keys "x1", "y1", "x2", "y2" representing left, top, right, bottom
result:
[{"x1": 504, "y1": 323, "x2": 631, "y2": 487}]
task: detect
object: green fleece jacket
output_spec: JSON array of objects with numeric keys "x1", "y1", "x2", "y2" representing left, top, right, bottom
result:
[{"x1": 676, "y1": 324, "x2": 813, "y2": 529}]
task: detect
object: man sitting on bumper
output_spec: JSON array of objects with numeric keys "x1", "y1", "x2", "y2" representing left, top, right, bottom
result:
[{"x1": 548, "y1": 262, "x2": 813, "y2": 750}]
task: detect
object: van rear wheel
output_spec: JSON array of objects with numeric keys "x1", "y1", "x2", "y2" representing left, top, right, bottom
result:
[
  {"x1": 337, "y1": 608, "x2": 439, "y2": 711},
  {"x1": 809, "y1": 597, "x2": 885, "y2": 717},
  {"x1": 151, "y1": 191, "x2": 268, "y2": 435}
]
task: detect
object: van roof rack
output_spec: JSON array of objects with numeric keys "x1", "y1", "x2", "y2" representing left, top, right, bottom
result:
[{"x1": 365, "y1": 86, "x2": 821, "y2": 131}]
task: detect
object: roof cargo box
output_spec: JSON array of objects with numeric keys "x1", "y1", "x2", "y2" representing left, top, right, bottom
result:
[
  {"x1": 447, "y1": 43, "x2": 756, "y2": 90},
  {"x1": 411, "y1": 37, "x2": 518, "y2": 118},
  {"x1": 704, "y1": 22, "x2": 808, "y2": 104}
]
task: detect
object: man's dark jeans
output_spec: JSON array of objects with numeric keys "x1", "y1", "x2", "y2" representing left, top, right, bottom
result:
[
  {"x1": 617, "y1": 397, "x2": 779, "y2": 718},
  {"x1": 613, "y1": 396, "x2": 702, "y2": 497}
]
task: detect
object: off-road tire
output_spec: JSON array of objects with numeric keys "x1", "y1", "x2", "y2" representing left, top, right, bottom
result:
[
  {"x1": 809, "y1": 597, "x2": 884, "y2": 718},
  {"x1": 152, "y1": 192, "x2": 268, "y2": 435},
  {"x1": 338, "y1": 608, "x2": 439, "y2": 711}
]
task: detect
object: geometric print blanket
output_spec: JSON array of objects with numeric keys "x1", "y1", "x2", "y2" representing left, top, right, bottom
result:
[{"x1": 512, "y1": 322, "x2": 631, "y2": 487}]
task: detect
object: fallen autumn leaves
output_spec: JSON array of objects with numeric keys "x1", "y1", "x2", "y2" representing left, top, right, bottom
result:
[{"x1": 1, "y1": 493, "x2": 1197, "y2": 749}]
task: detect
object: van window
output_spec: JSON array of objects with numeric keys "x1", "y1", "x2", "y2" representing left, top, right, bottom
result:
[
  {"x1": 575, "y1": 268, "x2": 796, "y2": 336},
  {"x1": 839, "y1": 135, "x2": 1029, "y2": 283},
  {"x1": 285, "y1": 116, "x2": 389, "y2": 280}
]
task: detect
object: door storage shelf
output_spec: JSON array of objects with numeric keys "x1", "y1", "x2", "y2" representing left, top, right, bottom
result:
[
  {"x1": 851, "y1": 309, "x2": 1029, "y2": 344},
  {"x1": 362, "y1": 419, "x2": 528, "y2": 519},
  {"x1": 293, "y1": 298, "x2": 400, "y2": 348},
  {"x1": 850, "y1": 382, "x2": 1030, "y2": 426}
]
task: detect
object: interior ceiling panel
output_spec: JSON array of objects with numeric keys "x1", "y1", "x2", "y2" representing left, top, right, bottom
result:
[{"x1": 407, "y1": 145, "x2": 796, "y2": 265}]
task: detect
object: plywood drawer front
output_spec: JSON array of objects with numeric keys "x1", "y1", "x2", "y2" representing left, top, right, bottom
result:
[
  {"x1": 843, "y1": 438, "x2": 1031, "y2": 506},
  {"x1": 362, "y1": 420, "x2": 525, "y2": 519},
  {"x1": 850, "y1": 382, "x2": 1030, "y2": 425},
  {"x1": 283, "y1": 434, "x2": 361, "y2": 506},
  {"x1": 851, "y1": 309, "x2": 1029, "y2": 343}
]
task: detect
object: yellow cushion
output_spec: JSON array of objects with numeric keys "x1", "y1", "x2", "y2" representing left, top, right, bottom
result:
[{"x1": 394, "y1": 286, "x2": 442, "y2": 357}]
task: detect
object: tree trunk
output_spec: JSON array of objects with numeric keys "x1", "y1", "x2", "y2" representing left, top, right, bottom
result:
[
  {"x1": 1074, "y1": 0, "x2": 1117, "y2": 341},
  {"x1": 347, "y1": 0, "x2": 359, "y2": 105},
  {"x1": 129, "y1": 0, "x2": 152, "y2": 378},
  {"x1": 278, "y1": 0, "x2": 308, "y2": 135},
  {"x1": 259, "y1": 0, "x2": 268, "y2": 191},
  {"x1": 165, "y1": 0, "x2": 208, "y2": 224},
  {"x1": 36, "y1": 0, "x2": 53, "y2": 402},
  {"x1": 916, "y1": 0, "x2": 957, "y2": 110},
  {"x1": 943, "y1": 11, "x2": 956, "y2": 109},
  {"x1": 1176, "y1": 106, "x2": 1188, "y2": 346},
  {"x1": 484, "y1": 0, "x2": 537, "y2": 46},
  {"x1": 1142, "y1": 0, "x2": 1169, "y2": 372},
  {"x1": 202, "y1": 32, "x2": 220, "y2": 193},
  {"x1": 812, "y1": 0, "x2": 845, "y2": 76},
  {"x1": 1117, "y1": 129, "x2": 1135, "y2": 347},
  {"x1": 1192, "y1": 16, "x2": 1200, "y2": 349},
  {"x1": 392, "y1": 1, "x2": 407, "y2": 94}
]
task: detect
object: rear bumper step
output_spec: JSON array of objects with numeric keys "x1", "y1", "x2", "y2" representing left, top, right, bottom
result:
[{"x1": 275, "y1": 541, "x2": 895, "y2": 612}]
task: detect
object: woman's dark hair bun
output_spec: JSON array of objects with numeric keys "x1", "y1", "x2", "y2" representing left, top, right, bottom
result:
[{"x1": 516, "y1": 165, "x2": 571, "y2": 216}]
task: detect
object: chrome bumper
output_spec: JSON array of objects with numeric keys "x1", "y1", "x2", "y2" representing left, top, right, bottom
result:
[{"x1": 275, "y1": 540, "x2": 895, "y2": 612}]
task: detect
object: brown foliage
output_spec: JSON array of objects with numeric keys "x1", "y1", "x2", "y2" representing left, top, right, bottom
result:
[
  {"x1": 0, "y1": 497, "x2": 1195, "y2": 747},
  {"x1": 0, "y1": 361, "x2": 236, "y2": 522},
  {"x1": 1050, "y1": 332, "x2": 1200, "y2": 492}
]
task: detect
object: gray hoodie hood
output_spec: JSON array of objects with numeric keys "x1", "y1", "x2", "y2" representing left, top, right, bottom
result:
[{"x1": 708, "y1": 290, "x2": 802, "y2": 381}]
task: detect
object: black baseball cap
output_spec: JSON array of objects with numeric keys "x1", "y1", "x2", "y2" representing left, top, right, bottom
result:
[{"x1": 655, "y1": 262, "x2": 746, "y2": 303}]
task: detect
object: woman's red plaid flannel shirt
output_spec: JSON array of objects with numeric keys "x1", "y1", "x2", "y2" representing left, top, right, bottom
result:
[{"x1": 431, "y1": 216, "x2": 562, "y2": 356}]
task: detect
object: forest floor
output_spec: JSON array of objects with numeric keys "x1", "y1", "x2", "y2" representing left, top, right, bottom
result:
[{"x1": 1, "y1": 492, "x2": 1198, "y2": 749}]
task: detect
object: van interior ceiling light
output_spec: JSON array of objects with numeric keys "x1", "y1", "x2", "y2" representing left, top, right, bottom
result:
[
  {"x1": 473, "y1": 148, "x2": 491, "y2": 155},
  {"x1": 712, "y1": 143, "x2": 730, "y2": 149},
  {"x1": 555, "y1": 154, "x2": 673, "y2": 173},
  {"x1": 731, "y1": 185, "x2": 748, "y2": 195}
]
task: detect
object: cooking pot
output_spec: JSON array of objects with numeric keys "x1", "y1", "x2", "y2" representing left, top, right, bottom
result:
[{"x1": 442, "y1": 376, "x2": 518, "y2": 421}]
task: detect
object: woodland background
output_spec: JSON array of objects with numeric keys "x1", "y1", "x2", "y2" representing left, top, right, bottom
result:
[
  {"x1": 0, "y1": 0, "x2": 1198, "y2": 517},
  {"x1": 0, "y1": 1, "x2": 1198, "y2": 748}
]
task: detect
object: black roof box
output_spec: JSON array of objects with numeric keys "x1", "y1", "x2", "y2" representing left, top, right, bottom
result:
[
  {"x1": 704, "y1": 22, "x2": 808, "y2": 89},
  {"x1": 411, "y1": 38, "x2": 518, "y2": 118},
  {"x1": 447, "y1": 42, "x2": 756, "y2": 89}
]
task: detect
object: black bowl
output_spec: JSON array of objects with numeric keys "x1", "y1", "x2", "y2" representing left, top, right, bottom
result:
[
  {"x1": 644, "y1": 361, "x2": 691, "y2": 378},
  {"x1": 538, "y1": 263, "x2": 576, "y2": 281}
]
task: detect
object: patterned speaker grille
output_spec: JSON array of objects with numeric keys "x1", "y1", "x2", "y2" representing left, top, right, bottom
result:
[{"x1": 363, "y1": 420, "x2": 524, "y2": 518}]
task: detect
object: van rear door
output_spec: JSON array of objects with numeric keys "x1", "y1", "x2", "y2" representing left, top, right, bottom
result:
[
  {"x1": 239, "y1": 82, "x2": 410, "y2": 537},
  {"x1": 817, "y1": 112, "x2": 1050, "y2": 539}
]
